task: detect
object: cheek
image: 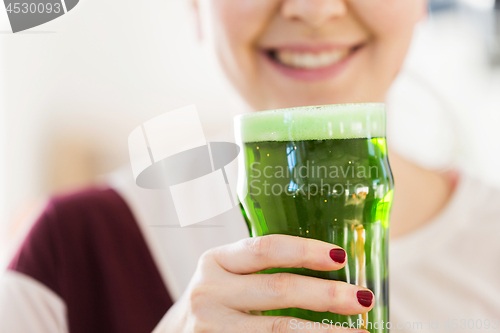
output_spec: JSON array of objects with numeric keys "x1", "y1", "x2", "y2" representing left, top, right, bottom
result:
[
  {"x1": 348, "y1": 0, "x2": 423, "y2": 37},
  {"x1": 210, "y1": 0, "x2": 278, "y2": 50},
  {"x1": 350, "y1": 0, "x2": 422, "y2": 81},
  {"x1": 209, "y1": 0, "x2": 280, "y2": 105}
]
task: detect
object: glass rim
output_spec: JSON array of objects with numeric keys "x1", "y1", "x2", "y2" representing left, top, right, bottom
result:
[
  {"x1": 234, "y1": 103, "x2": 386, "y2": 143},
  {"x1": 234, "y1": 103, "x2": 386, "y2": 122}
]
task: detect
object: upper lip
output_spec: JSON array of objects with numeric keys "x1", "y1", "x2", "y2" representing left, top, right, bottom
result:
[{"x1": 259, "y1": 42, "x2": 366, "y2": 53}]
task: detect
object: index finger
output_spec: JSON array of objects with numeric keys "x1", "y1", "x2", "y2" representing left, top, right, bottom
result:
[{"x1": 211, "y1": 234, "x2": 346, "y2": 274}]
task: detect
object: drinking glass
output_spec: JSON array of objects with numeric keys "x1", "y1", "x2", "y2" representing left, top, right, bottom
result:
[{"x1": 234, "y1": 103, "x2": 393, "y2": 333}]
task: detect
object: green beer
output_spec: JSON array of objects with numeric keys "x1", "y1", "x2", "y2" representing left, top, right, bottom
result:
[{"x1": 235, "y1": 104, "x2": 393, "y2": 332}]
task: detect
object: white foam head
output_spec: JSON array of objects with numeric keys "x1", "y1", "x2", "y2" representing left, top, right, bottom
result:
[{"x1": 235, "y1": 103, "x2": 386, "y2": 142}]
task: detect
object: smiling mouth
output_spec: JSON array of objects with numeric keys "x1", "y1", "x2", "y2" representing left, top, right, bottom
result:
[{"x1": 265, "y1": 44, "x2": 364, "y2": 70}]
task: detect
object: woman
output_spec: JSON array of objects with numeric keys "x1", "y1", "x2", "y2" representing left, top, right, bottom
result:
[{"x1": 2, "y1": 0, "x2": 500, "y2": 332}]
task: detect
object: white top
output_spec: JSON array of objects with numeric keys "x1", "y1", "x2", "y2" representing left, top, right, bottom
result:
[
  {"x1": 389, "y1": 174, "x2": 500, "y2": 331},
  {"x1": 1, "y1": 166, "x2": 500, "y2": 332}
]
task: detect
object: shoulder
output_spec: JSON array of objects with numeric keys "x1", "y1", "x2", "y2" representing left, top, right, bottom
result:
[
  {"x1": 461, "y1": 176, "x2": 500, "y2": 227},
  {"x1": 46, "y1": 186, "x2": 138, "y2": 237},
  {"x1": 23, "y1": 186, "x2": 138, "y2": 254},
  {"x1": 7, "y1": 186, "x2": 139, "y2": 296},
  {"x1": 450, "y1": 175, "x2": 500, "y2": 261},
  {"x1": 5, "y1": 186, "x2": 174, "y2": 332},
  {"x1": 48, "y1": 186, "x2": 133, "y2": 225}
]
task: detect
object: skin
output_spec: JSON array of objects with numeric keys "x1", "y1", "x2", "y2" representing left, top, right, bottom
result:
[
  {"x1": 156, "y1": 236, "x2": 372, "y2": 332},
  {"x1": 155, "y1": 0, "x2": 455, "y2": 331},
  {"x1": 203, "y1": 0, "x2": 425, "y2": 109}
]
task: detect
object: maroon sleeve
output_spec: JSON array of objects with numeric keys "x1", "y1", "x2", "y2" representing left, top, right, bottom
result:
[{"x1": 8, "y1": 187, "x2": 173, "y2": 333}]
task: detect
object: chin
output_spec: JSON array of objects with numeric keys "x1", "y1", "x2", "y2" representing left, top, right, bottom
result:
[{"x1": 261, "y1": 91, "x2": 372, "y2": 111}]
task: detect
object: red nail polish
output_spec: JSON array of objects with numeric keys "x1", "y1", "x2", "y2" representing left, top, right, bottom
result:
[
  {"x1": 329, "y1": 248, "x2": 346, "y2": 263},
  {"x1": 357, "y1": 290, "x2": 373, "y2": 307}
]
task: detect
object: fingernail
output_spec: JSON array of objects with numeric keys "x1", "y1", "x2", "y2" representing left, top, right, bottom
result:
[
  {"x1": 329, "y1": 248, "x2": 346, "y2": 263},
  {"x1": 357, "y1": 290, "x2": 373, "y2": 307}
]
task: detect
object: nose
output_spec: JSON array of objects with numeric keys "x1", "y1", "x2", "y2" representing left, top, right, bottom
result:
[{"x1": 281, "y1": 0, "x2": 347, "y2": 27}]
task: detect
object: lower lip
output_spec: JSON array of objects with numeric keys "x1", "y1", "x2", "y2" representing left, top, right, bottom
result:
[{"x1": 261, "y1": 47, "x2": 361, "y2": 82}]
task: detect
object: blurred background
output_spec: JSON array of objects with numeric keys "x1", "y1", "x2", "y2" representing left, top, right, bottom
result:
[{"x1": 0, "y1": 0, "x2": 499, "y2": 268}]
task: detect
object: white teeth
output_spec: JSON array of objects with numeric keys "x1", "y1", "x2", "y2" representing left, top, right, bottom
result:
[{"x1": 275, "y1": 49, "x2": 350, "y2": 69}]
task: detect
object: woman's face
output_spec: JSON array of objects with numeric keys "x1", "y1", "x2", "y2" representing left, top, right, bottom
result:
[{"x1": 200, "y1": 0, "x2": 426, "y2": 111}]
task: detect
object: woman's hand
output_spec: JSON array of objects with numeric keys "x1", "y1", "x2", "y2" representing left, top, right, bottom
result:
[{"x1": 153, "y1": 234, "x2": 373, "y2": 332}]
